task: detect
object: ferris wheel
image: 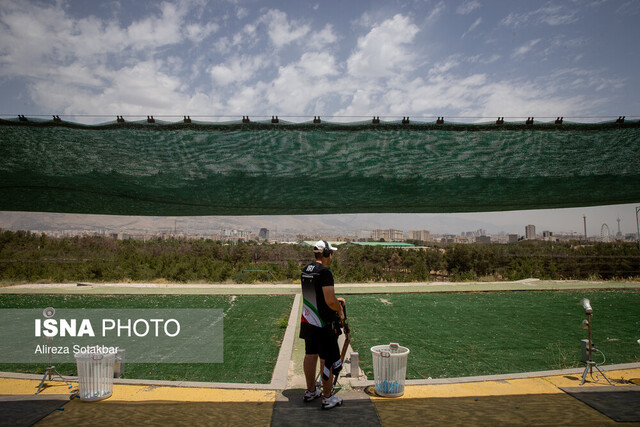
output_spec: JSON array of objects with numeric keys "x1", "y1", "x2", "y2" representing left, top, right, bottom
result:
[{"x1": 600, "y1": 223, "x2": 611, "y2": 242}]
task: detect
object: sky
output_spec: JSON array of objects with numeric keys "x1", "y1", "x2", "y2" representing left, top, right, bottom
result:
[
  {"x1": 0, "y1": 0, "x2": 639, "y2": 235},
  {"x1": 1, "y1": 0, "x2": 639, "y2": 120}
]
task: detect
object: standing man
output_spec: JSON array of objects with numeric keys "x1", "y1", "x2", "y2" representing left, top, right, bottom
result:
[{"x1": 300, "y1": 240, "x2": 345, "y2": 409}]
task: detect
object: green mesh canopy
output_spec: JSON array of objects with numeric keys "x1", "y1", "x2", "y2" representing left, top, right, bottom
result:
[{"x1": 1, "y1": 118, "x2": 639, "y2": 216}]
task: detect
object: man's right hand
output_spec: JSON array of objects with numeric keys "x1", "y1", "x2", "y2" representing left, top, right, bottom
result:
[{"x1": 338, "y1": 299, "x2": 346, "y2": 319}]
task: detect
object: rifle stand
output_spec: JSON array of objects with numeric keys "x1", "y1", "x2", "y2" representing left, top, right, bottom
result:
[
  {"x1": 35, "y1": 365, "x2": 70, "y2": 394},
  {"x1": 580, "y1": 360, "x2": 612, "y2": 386},
  {"x1": 579, "y1": 312, "x2": 612, "y2": 386}
]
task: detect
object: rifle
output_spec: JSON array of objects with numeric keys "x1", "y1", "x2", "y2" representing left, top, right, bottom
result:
[
  {"x1": 314, "y1": 300, "x2": 351, "y2": 393},
  {"x1": 333, "y1": 300, "x2": 351, "y2": 391}
]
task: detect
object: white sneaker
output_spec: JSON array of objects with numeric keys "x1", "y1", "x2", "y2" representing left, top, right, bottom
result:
[
  {"x1": 321, "y1": 394, "x2": 343, "y2": 409},
  {"x1": 303, "y1": 388, "x2": 321, "y2": 402}
]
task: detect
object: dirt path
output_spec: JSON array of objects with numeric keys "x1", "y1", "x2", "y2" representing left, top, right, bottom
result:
[{"x1": 1, "y1": 279, "x2": 639, "y2": 295}]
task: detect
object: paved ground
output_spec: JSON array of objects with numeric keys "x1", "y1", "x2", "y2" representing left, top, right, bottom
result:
[
  {"x1": 1, "y1": 281, "x2": 639, "y2": 425},
  {"x1": 2, "y1": 279, "x2": 639, "y2": 295},
  {"x1": 1, "y1": 366, "x2": 639, "y2": 426}
]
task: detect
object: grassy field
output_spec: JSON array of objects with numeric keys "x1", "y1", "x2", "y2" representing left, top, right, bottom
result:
[
  {"x1": 346, "y1": 290, "x2": 640, "y2": 380},
  {"x1": 0, "y1": 294, "x2": 293, "y2": 383}
]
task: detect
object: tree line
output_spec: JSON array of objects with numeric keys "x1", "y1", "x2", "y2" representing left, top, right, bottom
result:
[{"x1": 1, "y1": 229, "x2": 639, "y2": 284}]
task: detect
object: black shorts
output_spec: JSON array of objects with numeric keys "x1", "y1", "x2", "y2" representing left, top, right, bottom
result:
[{"x1": 300, "y1": 322, "x2": 341, "y2": 363}]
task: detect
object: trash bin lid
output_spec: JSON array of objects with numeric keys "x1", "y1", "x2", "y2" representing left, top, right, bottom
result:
[
  {"x1": 371, "y1": 343, "x2": 410, "y2": 356},
  {"x1": 74, "y1": 346, "x2": 117, "y2": 360}
]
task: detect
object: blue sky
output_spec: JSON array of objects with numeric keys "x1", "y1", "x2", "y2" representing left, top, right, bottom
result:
[
  {"x1": 1, "y1": 0, "x2": 638, "y2": 121},
  {"x1": 0, "y1": 0, "x2": 639, "y2": 235}
]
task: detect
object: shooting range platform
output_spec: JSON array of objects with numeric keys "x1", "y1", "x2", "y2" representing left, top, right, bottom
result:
[
  {"x1": 1, "y1": 281, "x2": 639, "y2": 425},
  {"x1": 1, "y1": 366, "x2": 638, "y2": 426}
]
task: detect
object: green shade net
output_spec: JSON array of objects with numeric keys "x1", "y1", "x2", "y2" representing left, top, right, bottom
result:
[{"x1": 1, "y1": 118, "x2": 639, "y2": 216}]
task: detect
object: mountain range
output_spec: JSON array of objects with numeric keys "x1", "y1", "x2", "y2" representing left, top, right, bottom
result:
[{"x1": 0, "y1": 211, "x2": 508, "y2": 237}]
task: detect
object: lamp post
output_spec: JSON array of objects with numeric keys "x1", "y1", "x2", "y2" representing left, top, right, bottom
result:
[{"x1": 583, "y1": 215, "x2": 587, "y2": 242}]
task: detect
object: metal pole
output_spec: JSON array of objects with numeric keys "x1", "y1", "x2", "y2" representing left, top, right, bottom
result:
[
  {"x1": 580, "y1": 312, "x2": 594, "y2": 385},
  {"x1": 587, "y1": 313, "x2": 592, "y2": 365},
  {"x1": 636, "y1": 207, "x2": 640, "y2": 251},
  {"x1": 580, "y1": 311, "x2": 613, "y2": 386}
]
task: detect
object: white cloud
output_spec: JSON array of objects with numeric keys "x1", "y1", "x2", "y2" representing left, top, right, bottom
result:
[
  {"x1": 50, "y1": 63, "x2": 108, "y2": 88},
  {"x1": 298, "y1": 52, "x2": 338, "y2": 77},
  {"x1": 313, "y1": 24, "x2": 338, "y2": 47},
  {"x1": 225, "y1": 83, "x2": 267, "y2": 114},
  {"x1": 541, "y1": 35, "x2": 585, "y2": 59},
  {"x1": 429, "y1": 56, "x2": 461, "y2": 76},
  {"x1": 259, "y1": 9, "x2": 310, "y2": 48},
  {"x1": 266, "y1": 65, "x2": 319, "y2": 114},
  {"x1": 512, "y1": 39, "x2": 542, "y2": 58},
  {"x1": 230, "y1": 22, "x2": 260, "y2": 47},
  {"x1": 335, "y1": 71, "x2": 492, "y2": 118},
  {"x1": 335, "y1": 50, "x2": 609, "y2": 121},
  {"x1": 236, "y1": 7, "x2": 249, "y2": 20},
  {"x1": 0, "y1": 0, "x2": 215, "y2": 79},
  {"x1": 209, "y1": 55, "x2": 269, "y2": 85},
  {"x1": 457, "y1": 0, "x2": 481, "y2": 15},
  {"x1": 462, "y1": 17, "x2": 482, "y2": 38},
  {"x1": 265, "y1": 52, "x2": 342, "y2": 114},
  {"x1": 25, "y1": 59, "x2": 218, "y2": 118},
  {"x1": 0, "y1": 1, "x2": 227, "y2": 119},
  {"x1": 547, "y1": 68, "x2": 625, "y2": 91},
  {"x1": 338, "y1": 89, "x2": 375, "y2": 116},
  {"x1": 185, "y1": 22, "x2": 219, "y2": 43},
  {"x1": 616, "y1": 1, "x2": 640, "y2": 15},
  {"x1": 0, "y1": 0, "x2": 625, "y2": 125},
  {"x1": 104, "y1": 61, "x2": 182, "y2": 106},
  {"x1": 502, "y1": 4, "x2": 578, "y2": 28},
  {"x1": 477, "y1": 84, "x2": 591, "y2": 119},
  {"x1": 466, "y1": 54, "x2": 501, "y2": 64},
  {"x1": 347, "y1": 14, "x2": 419, "y2": 78},
  {"x1": 126, "y1": 2, "x2": 184, "y2": 47},
  {"x1": 585, "y1": 0, "x2": 609, "y2": 7},
  {"x1": 213, "y1": 36, "x2": 231, "y2": 54},
  {"x1": 427, "y1": 1, "x2": 446, "y2": 21},
  {"x1": 408, "y1": 74, "x2": 488, "y2": 112}
]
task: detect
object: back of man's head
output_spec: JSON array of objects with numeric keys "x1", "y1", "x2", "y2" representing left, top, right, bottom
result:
[{"x1": 312, "y1": 240, "x2": 337, "y2": 260}]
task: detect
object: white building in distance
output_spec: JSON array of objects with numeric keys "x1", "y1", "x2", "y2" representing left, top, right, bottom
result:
[
  {"x1": 372, "y1": 229, "x2": 404, "y2": 242},
  {"x1": 525, "y1": 224, "x2": 536, "y2": 240},
  {"x1": 408, "y1": 230, "x2": 430, "y2": 242}
]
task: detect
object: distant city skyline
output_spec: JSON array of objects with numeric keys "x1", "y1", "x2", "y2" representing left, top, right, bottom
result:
[{"x1": 1, "y1": 203, "x2": 638, "y2": 238}]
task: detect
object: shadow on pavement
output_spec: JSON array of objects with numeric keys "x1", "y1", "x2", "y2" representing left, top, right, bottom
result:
[
  {"x1": 0, "y1": 395, "x2": 70, "y2": 427},
  {"x1": 562, "y1": 386, "x2": 640, "y2": 422},
  {"x1": 37, "y1": 400, "x2": 273, "y2": 426},
  {"x1": 372, "y1": 393, "x2": 629, "y2": 426},
  {"x1": 271, "y1": 388, "x2": 380, "y2": 427}
]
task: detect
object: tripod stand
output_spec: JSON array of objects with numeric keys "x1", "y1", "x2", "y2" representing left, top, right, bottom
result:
[
  {"x1": 35, "y1": 337, "x2": 72, "y2": 394},
  {"x1": 580, "y1": 312, "x2": 612, "y2": 386}
]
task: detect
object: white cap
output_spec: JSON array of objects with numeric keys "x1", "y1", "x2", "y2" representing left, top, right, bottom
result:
[{"x1": 313, "y1": 240, "x2": 338, "y2": 253}]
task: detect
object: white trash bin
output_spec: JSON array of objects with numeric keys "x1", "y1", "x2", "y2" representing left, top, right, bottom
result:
[
  {"x1": 75, "y1": 350, "x2": 116, "y2": 401},
  {"x1": 371, "y1": 343, "x2": 410, "y2": 397}
]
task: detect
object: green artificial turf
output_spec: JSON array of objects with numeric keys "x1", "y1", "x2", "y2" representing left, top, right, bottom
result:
[
  {"x1": 0, "y1": 294, "x2": 293, "y2": 383},
  {"x1": 345, "y1": 290, "x2": 640, "y2": 380}
]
